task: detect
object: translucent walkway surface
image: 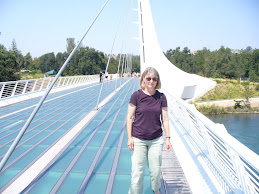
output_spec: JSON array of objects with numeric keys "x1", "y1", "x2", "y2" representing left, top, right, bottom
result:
[{"x1": 0, "y1": 78, "x2": 171, "y2": 193}]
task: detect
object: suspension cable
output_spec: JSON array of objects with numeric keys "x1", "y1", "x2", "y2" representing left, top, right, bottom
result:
[
  {"x1": 115, "y1": 0, "x2": 131, "y2": 90},
  {"x1": 96, "y1": 0, "x2": 127, "y2": 109},
  {"x1": 0, "y1": 0, "x2": 111, "y2": 172}
]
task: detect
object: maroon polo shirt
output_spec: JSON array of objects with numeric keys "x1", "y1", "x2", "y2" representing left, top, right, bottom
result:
[{"x1": 129, "y1": 89, "x2": 167, "y2": 140}]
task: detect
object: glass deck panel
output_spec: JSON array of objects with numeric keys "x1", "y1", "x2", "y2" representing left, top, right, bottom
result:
[
  {"x1": 0, "y1": 132, "x2": 19, "y2": 145},
  {"x1": 40, "y1": 130, "x2": 67, "y2": 145},
  {"x1": 88, "y1": 131, "x2": 107, "y2": 147},
  {"x1": 0, "y1": 79, "x2": 145, "y2": 192},
  {"x1": 70, "y1": 130, "x2": 92, "y2": 146},
  {"x1": 93, "y1": 112, "x2": 108, "y2": 121},
  {"x1": 113, "y1": 120, "x2": 124, "y2": 130},
  {"x1": 112, "y1": 175, "x2": 152, "y2": 194},
  {"x1": 84, "y1": 120, "x2": 101, "y2": 131},
  {"x1": 105, "y1": 131, "x2": 121, "y2": 147},
  {"x1": 47, "y1": 120, "x2": 69, "y2": 129},
  {"x1": 57, "y1": 172, "x2": 86, "y2": 194},
  {"x1": 0, "y1": 170, "x2": 20, "y2": 188},
  {"x1": 71, "y1": 147, "x2": 99, "y2": 173},
  {"x1": 8, "y1": 145, "x2": 48, "y2": 170},
  {"x1": 0, "y1": 128, "x2": 19, "y2": 139},
  {"x1": 122, "y1": 131, "x2": 129, "y2": 148},
  {"x1": 98, "y1": 119, "x2": 114, "y2": 132},
  {"x1": 83, "y1": 173, "x2": 109, "y2": 194},
  {"x1": 24, "y1": 131, "x2": 50, "y2": 145},
  {"x1": 0, "y1": 145, "x2": 10, "y2": 156},
  {"x1": 116, "y1": 149, "x2": 150, "y2": 175},
  {"x1": 0, "y1": 120, "x2": 25, "y2": 131},
  {"x1": 19, "y1": 130, "x2": 47, "y2": 144},
  {"x1": 116, "y1": 148, "x2": 131, "y2": 174},
  {"x1": 49, "y1": 146, "x2": 81, "y2": 171},
  {"x1": 112, "y1": 174, "x2": 131, "y2": 194},
  {"x1": 5, "y1": 145, "x2": 33, "y2": 165},
  {"x1": 93, "y1": 147, "x2": 116, "y2": 174},
  {"x1": 27, "y1": 171, "x2": 63, "y2": 194}
]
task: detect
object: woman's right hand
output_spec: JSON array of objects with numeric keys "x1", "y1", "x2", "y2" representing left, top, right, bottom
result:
[{"x1": 127, "y1": 138, "x2": 134, "y2": 151}]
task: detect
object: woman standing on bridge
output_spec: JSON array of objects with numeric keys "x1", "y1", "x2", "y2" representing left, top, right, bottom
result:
[{"x1": 127, "y1": 67, "x2": 172, "y2": 194}]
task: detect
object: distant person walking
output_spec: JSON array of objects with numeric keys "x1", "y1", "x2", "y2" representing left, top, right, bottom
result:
[
  {"x1": 99, "y1": 70, "x2": 103, "y2": 83},
  {"x1": 127, "y1": 67, "x2": 172, "y2": 194},
  {"x1": 105, "y1": 71, "x2": 109, "y2": 81}
]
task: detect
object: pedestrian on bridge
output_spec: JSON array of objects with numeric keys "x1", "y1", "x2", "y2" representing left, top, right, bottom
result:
[
  {"x1": 127, "y1": 67, "x2": 172, "y2": 194},
  {"x1": 99, "y1": 70, "x2": 103, "y2": 83}
]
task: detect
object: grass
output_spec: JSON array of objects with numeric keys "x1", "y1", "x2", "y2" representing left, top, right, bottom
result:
[
  {"x1": 193, "y1": 78, "x2": 259, "y2": 114},
  {"x1": 197, "y1": 104, "x2": 259, "y2": 115},
  {"x1": 20, "y1": 71, "x2": 44, "y2": 80},
  {"x1": 195, "y1": 79, "x2": 259, "y2": 102}
]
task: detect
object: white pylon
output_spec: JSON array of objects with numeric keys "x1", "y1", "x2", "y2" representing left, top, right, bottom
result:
[{"x1": 138, "y1": 0, "x2": 216, "y2": 100}]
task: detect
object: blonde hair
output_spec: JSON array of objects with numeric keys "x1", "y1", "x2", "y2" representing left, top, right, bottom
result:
[{"x1": 140, "y1": 67, "x2": 161, "y2": 90}]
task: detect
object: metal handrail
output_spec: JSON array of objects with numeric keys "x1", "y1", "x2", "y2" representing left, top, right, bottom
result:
[
  {"x1": 0, "y1": 75, "x2": 98, "y2": 99},
  {"x1": 165, "y1": 91, "x2": 259, "y2": 193}
]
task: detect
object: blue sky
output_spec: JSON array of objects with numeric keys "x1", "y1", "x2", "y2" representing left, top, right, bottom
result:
[{"x1": 0, "y1": 0, "x2": 258, "y2": 58}]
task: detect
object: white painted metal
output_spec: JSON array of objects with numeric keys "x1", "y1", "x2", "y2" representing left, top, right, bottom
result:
[
  {"x1": 137, "y1": 0, "x2": 258, "y2": 193},
  {"x1": 138, "y1": 0, "x2": 216, "y2": 100},
  {"x1": 0, "y1": 75, "x2": 99, "y2": 99},
  {"x1": 165, "y1": 90, "x2": 259, "y2": 193}
]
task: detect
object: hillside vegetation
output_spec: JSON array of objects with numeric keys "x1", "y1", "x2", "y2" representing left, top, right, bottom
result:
[
  {"x1": 195, "y1": 79, "x2": 259, "y2": 102},
  {"x1": 194, "y1": 79, "x2": 259, "y2": 114}
]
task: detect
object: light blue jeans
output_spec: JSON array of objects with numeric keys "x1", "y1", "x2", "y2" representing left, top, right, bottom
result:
[{"x1": 129, "y1": 136, "x2": 164, "y2": 194}]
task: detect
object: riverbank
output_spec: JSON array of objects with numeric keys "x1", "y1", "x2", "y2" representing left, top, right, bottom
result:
[
  {"x1": 192, "y1": 79, "x2": 259, "y2": 114},
  {"x1": 193, "y1": 97, "x2": 259, "y2": 114},
  {"x1": 195, "y1": 97, "x2": 259, "y2": 108}
]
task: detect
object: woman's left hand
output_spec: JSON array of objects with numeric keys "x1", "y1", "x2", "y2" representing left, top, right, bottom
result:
[{"x1": 166, "y1": 138, "x2": 172, "y2": 151}]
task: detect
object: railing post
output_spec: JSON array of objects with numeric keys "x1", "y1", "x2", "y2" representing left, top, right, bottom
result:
[
  {"x1": 57, "y1": 77, "x2": 62, "y2": 87},
  {"x1": 47, "y1": 78, "x2": 52, "y2": 89},
  {"x1": 83, "y1": 76, "x2": 87, "y2": 83},
  {"x1": 0, "y1": 83, "x2": 6, "y2": 98},
  {"x1": 22, "y1": 81, "x2": 29, "y2": 95},
  {"x1": 39, "y1": 79, "x2": 45, "y2": 91},
  {"x1": 31, "y1": 80, "x2": 37, "y2": 92},
  {"x1": 11, "y1": 82, "x2": 18, "y2": 97},
  {"x1": 72, "y1": 77, "x2": 75, "y2": 85},
  {"x1": 68, "y1": 77, "x2": 72, "y2": 85},
  {"x1": 79, "y1": 76, "x2": 83, "y2": 84},
  {"x1": 227, "y1": 146, "x2": 250, "y2": 193},
  {"x1": 75, "y1": 76, "x2": 79, "y2": 84},
  {"x1": 63, "y1": 77, "x2": 68, "y2": 86}
]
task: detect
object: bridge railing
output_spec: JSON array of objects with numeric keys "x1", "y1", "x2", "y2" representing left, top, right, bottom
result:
[
  {"x1": 0, "y1": 75, "x2": 99, "y2": 99},
  {"x1": 166, "y1": 92, "x2": 258, "y2": 193}
]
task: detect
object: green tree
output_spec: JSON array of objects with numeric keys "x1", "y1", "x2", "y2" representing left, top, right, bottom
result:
[
  {"x1": 0, "y1": 44, "x2": 20, "y2": 82},
  {"x1": 23, "y1": 53, "x2": 33, "y2": 70},
  {"x1": 39, "y1": 52, "x2": 56, "y2": 73},
  {"x1": 242, "y1": 81, "x2": 251, "y2": 106},
  {"x1": 11, "y1": 39, "x2": 24, "y2": 70},
  {"x1": 66, "y1": 38, "x2": 76, "y2": 54},
  {"x1": 132, "y1": 55, "x2": 140, "y2": 73},
  {"x1": 243, "y1": 46, "x2": 253, "y2": 53},
  {"x1": 55, "y1": 52, "x2": 68, "y2": 73},
  {"x1": 250, "y1": 49, "x2": 259, "y2": 81},
  {"x1": 30, "y1": 57, "x2": 40, "y2": 71}
]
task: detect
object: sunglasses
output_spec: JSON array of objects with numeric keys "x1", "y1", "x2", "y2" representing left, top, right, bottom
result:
[{"x1": 146, "y1": 77, "x2": 158, "y2": 82}]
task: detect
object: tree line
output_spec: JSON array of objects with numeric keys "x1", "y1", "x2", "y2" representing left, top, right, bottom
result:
[
  {"x1": 1, "y1": 38, "x2": 258, "y2": 82},
  {"x1": 164, "y1": 46, "x2": 259, "y2": 82},
  {"x1": 0, "y1": 38, "x2": 140, "y2": 82}
]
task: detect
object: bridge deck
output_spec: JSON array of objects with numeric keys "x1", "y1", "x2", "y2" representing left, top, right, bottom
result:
[
  {"x1": 0, "y1": 78, "x2": 191, "y2": 193},
  {"x1": 161, "y1": 145, "x2": 192, "y2": 193}
]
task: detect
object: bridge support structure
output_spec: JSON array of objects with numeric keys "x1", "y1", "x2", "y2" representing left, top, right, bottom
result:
[{"x1": 138, "y1": 0, "x2": 216, "y2": 100}]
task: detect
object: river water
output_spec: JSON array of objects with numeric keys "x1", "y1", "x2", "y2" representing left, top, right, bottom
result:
[{"x1": 207, "y1": 114, "x2": 259, "y2": 155}]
